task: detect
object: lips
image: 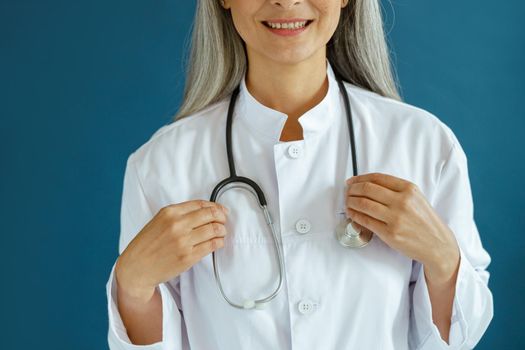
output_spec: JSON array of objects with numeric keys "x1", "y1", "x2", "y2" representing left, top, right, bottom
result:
[{"x1": 262, "y1": 20, "x2": 313, "y2": 29}]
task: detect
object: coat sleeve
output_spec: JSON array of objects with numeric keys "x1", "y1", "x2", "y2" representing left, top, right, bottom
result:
[
  {"x1": 408, "y1": 131, "x2": 494, "y2": 349},
  {"x1": 106, "y1": 153, "x2": 189, "y2": 349}
]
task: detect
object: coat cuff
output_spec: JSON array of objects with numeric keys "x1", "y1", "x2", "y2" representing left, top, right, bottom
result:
[
  {"x1": 411, "y1": 247, "x2": 472, "y2": 349},
  {"x1": 106, "y1": 261, "x2": 183, "y2": 349}
]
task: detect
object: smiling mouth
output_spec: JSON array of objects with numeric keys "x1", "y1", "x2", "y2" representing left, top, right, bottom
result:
[{"x1": 262, "y1": 20, "x2": 314, "y2": 29}]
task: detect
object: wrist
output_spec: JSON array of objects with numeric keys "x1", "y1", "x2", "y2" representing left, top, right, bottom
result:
[
  {"x1": 423, "y1": 246, "x2": 460, "y2": 286},
  {"x1": 115, "y1": 256, "x2": 156, "y2": 304}
]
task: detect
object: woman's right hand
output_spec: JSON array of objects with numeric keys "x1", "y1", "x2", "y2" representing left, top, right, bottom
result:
[{"x1": 115, "y1": 200, "x2": 230, "y2": 303}]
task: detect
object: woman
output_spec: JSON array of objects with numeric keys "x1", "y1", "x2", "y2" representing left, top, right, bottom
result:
[{"x1": 106, "y1": 0, "x2": 493, "y2": 349}]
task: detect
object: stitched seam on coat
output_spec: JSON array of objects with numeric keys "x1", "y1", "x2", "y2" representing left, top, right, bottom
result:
[
  {"x1": 430, "y1": 138, "x2": 457, "y2": 206},
  {"x1": 129, "y1": 153, "x2": 156, "y2": 217}
]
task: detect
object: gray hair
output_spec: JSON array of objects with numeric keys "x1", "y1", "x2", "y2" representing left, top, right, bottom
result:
[{"x1": 173, "y1": 0, "x2": 401, "y2": 122}]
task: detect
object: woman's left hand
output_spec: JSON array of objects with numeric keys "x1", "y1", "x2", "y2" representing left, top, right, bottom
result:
[{"x1": 345, "y1": 172, "x2": 460, "y2": 283}]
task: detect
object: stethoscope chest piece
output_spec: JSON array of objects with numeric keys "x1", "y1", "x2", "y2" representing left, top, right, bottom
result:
[{"x1": 335, "y1": 219, "x2": 373, "y2": 248}]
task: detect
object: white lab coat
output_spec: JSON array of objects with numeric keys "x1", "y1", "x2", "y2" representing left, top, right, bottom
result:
[{"x1": 106, "y1": 60, "x2": 493, "y2": 349}]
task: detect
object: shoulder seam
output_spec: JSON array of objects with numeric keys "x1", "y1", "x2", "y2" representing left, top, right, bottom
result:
[
  {"x1": 129, "y1": 98, "x2": 229, "y2": 158},
  {"x1": 127, "y1": 152, "x2": 155, "y2": 216},
  {"x1": 148, "y1": 99, "x2": 229, "y2": 143},
  {"x1": 343, "y1": 81, "x2": 436, "y2": 119}
]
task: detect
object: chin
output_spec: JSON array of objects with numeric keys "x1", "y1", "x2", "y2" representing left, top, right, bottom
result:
[{"x1": 264, "y1": 48, "x2": 321, "y2": 66}]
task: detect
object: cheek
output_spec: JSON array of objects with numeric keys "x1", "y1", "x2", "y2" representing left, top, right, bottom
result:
[
  {"x1": 228, "y1": 1, "x2": 264, "y2": 43},
  {"x1": 314, "y1": 1, "x2": 344, "y2": 40},
  {"x1": 230, "y1": 12, "x2": 252, "y2": 40}
]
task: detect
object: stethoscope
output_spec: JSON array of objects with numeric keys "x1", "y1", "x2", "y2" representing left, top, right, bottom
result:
[{"x1": 209, "y1": 64, "x2": 373, "y2": 310}]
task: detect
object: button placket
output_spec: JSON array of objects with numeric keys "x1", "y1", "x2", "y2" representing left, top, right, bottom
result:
[
  {"x1": 297, "y1": 299, "x2": 319, "y2": 315},
  {"x1": 295, "y1": 219, "x2": 311, "y2": 234},
  {"x1": 287, "y1": 144, "x2": 303, "y2": 159}
]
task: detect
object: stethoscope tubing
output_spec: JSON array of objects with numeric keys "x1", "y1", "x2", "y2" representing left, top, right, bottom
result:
[{"x1": 209, "y1": 62, "x2": 360, "y2": 309}]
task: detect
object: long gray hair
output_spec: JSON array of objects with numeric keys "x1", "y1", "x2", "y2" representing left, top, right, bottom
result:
[{"x1": 173, "y1": 0, "x2": 401, "y2": 122}]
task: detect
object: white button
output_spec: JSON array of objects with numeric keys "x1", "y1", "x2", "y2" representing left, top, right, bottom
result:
[
  {"x1": 297, "y1": 300, "x2": 316, "y2": 315},
  {"x1": 295, "y1": 219, "x2": 311, "y2": 234},
  {"x1": 287, "y1": 144, "x2": 303, "y2": 159}
]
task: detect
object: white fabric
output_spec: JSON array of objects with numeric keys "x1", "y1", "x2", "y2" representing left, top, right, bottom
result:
[{"x1": 106, "y1": 59, "x2": 493, "y2": 349}]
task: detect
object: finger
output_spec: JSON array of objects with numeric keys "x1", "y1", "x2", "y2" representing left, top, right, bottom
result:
[
  {"x1": 180, "y1": 204, "x2": 228, "y2": 230},
  {"x1": 189, "y1": 222, "x2": 227, "y2": 246},
  {"x1": 347, "y1": 208, "x2": 389, "y2": 239},
  {"x1": 164, "y1": 199, "x2": 228, "y2": 217},
  {"x1": 349, "y1": 220, "x2": 365, "y2": 232},
  {"x1": 346, "y1": 196, "x2": 391, "y2": 223},
  {"x1": 191, "y1": 237, "x2": 225, "y2": 261},
  {"x1": 346, "y1": 172, "x2": 409, "y2": 192},
  {"x1": 346, "y1": 181, "x2": 397, "y2": 206}
]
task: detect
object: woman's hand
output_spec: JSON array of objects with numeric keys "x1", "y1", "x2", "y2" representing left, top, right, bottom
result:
[
  {"x1": 345, "y1": 172, "x2": 460, "y2": 283},
  {"x1": 115, "y1": 200, "x2": 230, "y2": 303}
]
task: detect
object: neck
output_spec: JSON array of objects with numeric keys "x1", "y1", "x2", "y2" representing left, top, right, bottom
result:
[{"x1": 245, "y1": 49, "x2": 329, "y2": 123}]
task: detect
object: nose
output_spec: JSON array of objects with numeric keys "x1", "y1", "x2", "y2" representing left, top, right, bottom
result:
[{"x1": 270, "y1": 0, "x2": 302, "y2": 9}]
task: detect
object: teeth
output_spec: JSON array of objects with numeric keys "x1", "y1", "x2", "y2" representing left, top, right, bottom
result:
[{"x1": 266, "y1": 21, "x2": 308, "y2": 29}]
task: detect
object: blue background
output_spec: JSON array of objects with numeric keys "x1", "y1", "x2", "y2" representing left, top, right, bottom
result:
[{"x1": 1, "y1": 0, "x2": 523, "y2": 348}]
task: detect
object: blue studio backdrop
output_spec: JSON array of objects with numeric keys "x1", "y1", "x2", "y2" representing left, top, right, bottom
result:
[{"x1": 1, "y1": 1, "x2": 523, "y2": 348}]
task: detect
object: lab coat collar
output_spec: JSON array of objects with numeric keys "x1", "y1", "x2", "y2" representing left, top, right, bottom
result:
[{"x1": 238, "y1": 58, "x2": 340, "y2": 142}]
